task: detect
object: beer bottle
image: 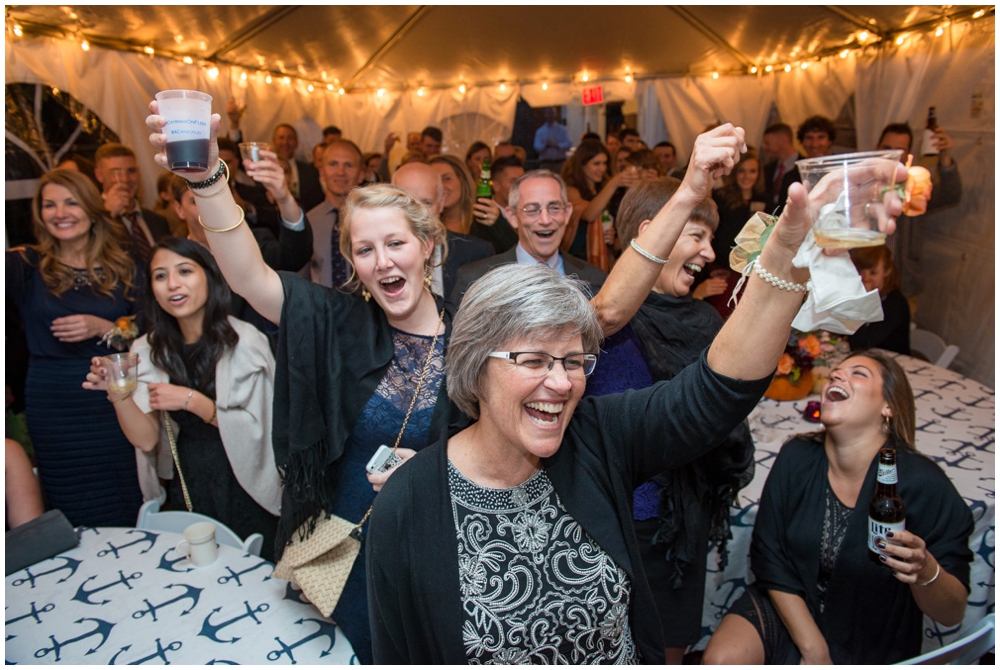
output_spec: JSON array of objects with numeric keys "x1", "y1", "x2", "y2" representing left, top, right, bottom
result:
[
  {"x1": 922, "y1": 107, "x2": 939, "y2": 156},
  {"x1": 476, "y1": 157, "x2": 493, "y2": 199},
  {"x1": 868, "y1": 447, "x2": 906, "y2": 565}
]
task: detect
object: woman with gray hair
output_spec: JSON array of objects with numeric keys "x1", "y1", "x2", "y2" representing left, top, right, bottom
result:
[{"x1": 366, "y1": 157, "x2": 905, "y2": 662}]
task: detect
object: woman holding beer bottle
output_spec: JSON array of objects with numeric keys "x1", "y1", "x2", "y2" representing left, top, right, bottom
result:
[{"x1": 703, "y1": 350, "x2": 974, "y2": 664}]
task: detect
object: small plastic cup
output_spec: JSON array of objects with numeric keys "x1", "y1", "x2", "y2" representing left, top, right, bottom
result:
[
  {"x1": 155, "y1": 90, "x2": 213, "y2": 173},
  {"x1": 175, "y1": 521, "x2": 218, "y2": 567},
  {"x1": 796, "y1": 149, "x2": 903, "y2": 250},
  {"x1": 103, "y1": 352, "x2": 138, "y2": 394},
  {"x1": 238, "y1": 141, "x2": 271, "y2": 164}
]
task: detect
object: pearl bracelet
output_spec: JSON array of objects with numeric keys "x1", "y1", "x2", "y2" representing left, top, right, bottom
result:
[
  {"x1": 630, "y1": 238, "x2": 668, "y2": 265},
  {"x1": 754, "y1": 262, "x2": 808, "y2": 293},
  {"x1": 918, "y1": 562, "x2": 941, "y2": 586}
]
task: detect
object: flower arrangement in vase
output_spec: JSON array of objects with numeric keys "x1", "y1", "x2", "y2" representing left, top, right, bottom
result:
[{"x1": 765, "y1": 331, "x2": 822, "y2": 401}]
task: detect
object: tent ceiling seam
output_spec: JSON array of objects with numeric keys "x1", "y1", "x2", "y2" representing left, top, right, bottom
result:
[
  {"x1": 668, "y1": 6, "x2": 754, "y2": 68},
  {"x1": 207, "y1": 5, "x2": 303, "y2": 61},
  {"x1": 823, "y1": 5, "x2": 884, "y2": 37},
  {"x1": 343, "y1": 5, "x2": 432, "y2": 90}
]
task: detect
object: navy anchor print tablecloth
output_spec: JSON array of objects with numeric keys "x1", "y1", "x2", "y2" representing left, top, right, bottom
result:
[
  {"x1": 5, "y1": 526, "x2": 358, "y2": 664},
  {"x1": 696, "y1": 353, "x2": 994, "y2": 655}
]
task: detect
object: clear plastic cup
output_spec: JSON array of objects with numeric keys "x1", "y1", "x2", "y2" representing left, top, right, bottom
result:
[
  {"x1": 796, "y1": 149, "x2": 903, "y2": 249},
  {"x1": 238, "y1": 141, "x2": 271, "y2": 164},
  {"x1": 155, "y1": 90, "x2": 213, "y2": 173},
  {"x1": 103, "y1": 352, "x2": 139, "y2": 394}
]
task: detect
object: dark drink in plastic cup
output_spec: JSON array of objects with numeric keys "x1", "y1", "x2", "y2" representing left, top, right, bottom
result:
[{"x1": 155, "y1": 90, "x2": 212, "y2": 173}]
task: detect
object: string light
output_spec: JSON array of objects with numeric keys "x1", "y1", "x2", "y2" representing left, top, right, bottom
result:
[
  {"x1": 541, "y1": 81, "x2": 549, "y2": 90},
  {"x1": 81, "y1": 39, "x2": 90, "y2": 51},
  {"x1": 857, "y1": 30, "x2": 870, "y2": 42},
  {"x1": 498, "y1": 82, "x2": 506, "y2": 91},
  {"x1": 624, "y1": 73, "x2": 633, "y2": 83},
  {"x1": 174, "y1": 34, "x2": 183, "y2": 44},
  {"x1": 800, "y1": 61, "x2": 809, "y2": 69},
  {"x1": 338, "y1": 87, "x2": 345, "y2": 95},
  {"x1": 973, "y1": 9, "x2": 985, "y2": 19},
  {"x1": 417, "y1": 86, "x2": 425, "y2": 96},
  {"x1": 265, "y1": 74, "x2": 272, "y2": 84},
  {"x1": 327, "y1": 83, "x2": 334, "y2": 91},
  {"x1": 13, "y1": 23, "x2": 23, "y2": 37},
  {"x1": 750, "y1": 66, "x2": 758, "y2": 74},
  {"x1": 935, "y1": 26, "x2": 944, "y2": 37},
  {"x1": 183, "y1": 56, "x2": 193, "y2": 64},
  {"x1": 712, "y1": 71, "x2": 719, "y2": 79},
  {"x1": 207, "y1": 66, "x2": 219, "y2": 79},
  {"x1": 784, "y1": 64, "x2": 792, "y2": 72},
  {"x1": 458, "y1": 83, "x2": 466, "y2": 94},
  {"x1": 143, "y1": 46, "x2": 155, "y2": 55},
  {"x1": 839, "y1": 49, "x2": 849, "y2": 58},
  {"x1": 377, "y1": 88, "x2": 385, "y2": 97},
  {"x1": 581, "y1": 71, "x2": 589, "y2": 82},
  {"x1": 240, "y1": 71, "x2": 247, "y2": 81},
  {"x1": 282, "y1": 76, "x2": 290, "y2": 85},
  {"x1": 764, "y1": 64, "x2": 773, "y2": 72},
  {"x1": 307, "y1": 83, "x2": 314, "y2": 92}
]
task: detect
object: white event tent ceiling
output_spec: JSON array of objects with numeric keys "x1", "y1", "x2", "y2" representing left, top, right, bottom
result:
[{"x1": 5, "y1": 5, "x2": 991, "y2": 94}]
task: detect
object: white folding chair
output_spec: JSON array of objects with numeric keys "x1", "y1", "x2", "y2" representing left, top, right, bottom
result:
[
  {"x1": 136, "y1": 499, "x2": 264, "y2": 557},
  {"x1": 910, "y1": 325, "x2": 961, "y2": 370},
  {"x1": 896, "y1": 614, "x2": 995, "y2": 665}
]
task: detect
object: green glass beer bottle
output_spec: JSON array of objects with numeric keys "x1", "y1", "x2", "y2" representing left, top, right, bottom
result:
[{"x1": 476, "y1": 157, "x2": 493, "y2": 199}]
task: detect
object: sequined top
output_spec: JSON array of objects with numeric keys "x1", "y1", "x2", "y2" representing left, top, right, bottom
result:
[{"x1": 448, "y1": 462, "x2": 638, "y2": 665}]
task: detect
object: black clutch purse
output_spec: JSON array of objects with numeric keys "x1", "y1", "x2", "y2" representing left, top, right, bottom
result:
[{"x1": 5, "y1": 509, "x2": 80, "y2": 575}]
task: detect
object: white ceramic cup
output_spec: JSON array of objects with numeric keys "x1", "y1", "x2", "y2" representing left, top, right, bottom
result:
[{"x1": 175, "y1": 521, "x2": 218, "y2": 567}]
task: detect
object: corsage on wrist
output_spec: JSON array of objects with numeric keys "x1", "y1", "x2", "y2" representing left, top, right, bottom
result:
[
  {"x1": 100, "y1": 316, "x2": 139, "y2": 352},
  {"x1": 727, "y1": 212, "x2": 808, "y2": 307}
]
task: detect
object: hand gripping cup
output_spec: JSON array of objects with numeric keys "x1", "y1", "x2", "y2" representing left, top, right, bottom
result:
[
  {"x1": 155, "y1": 90, "x2": 213, "y2": 173},
  {"x1": 102, "y1": 352, "x2": 139, "y2": 394},
  {"x1": 796, "y1": 149, "x2": 903, "y2": 250},
  {"x1": 238, "y1": 141, "x2": 271, "y2": 164}
]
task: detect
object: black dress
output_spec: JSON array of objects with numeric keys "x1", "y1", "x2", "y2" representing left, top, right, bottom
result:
[
  {"x1": 6, "y1": 249, "x2": 143, "y2": 527},
  {"x1": 166, "y1": 343, "x2": 278, "y2": 561}
]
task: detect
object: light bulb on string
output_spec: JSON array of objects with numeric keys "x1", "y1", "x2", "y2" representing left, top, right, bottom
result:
[
  {"x1": 712, "y1": 71, "x2": 719, "y2": 79},
  {"x1": 338, "y1": 87, "x2": 345, "y2": 95},
  {"x1": 750, "y1": 66, "x2": 758, "y2": 74},
  {"x1": 541, "y1": 81, "x2": 549, "y2": 90},
  {"x1": 81, "y1": 39, "x2": 91, "y2": 51},
  {"x1": 935, "y1": 26, "x2": 944, "y2": 37},
  {"x1": 581, "y1": 71, "x2": 589, "y2": 82},
  {"x1": 764, "y1": 64, "x2": 773, "y2": 72},
  {"x1": 458, "y1": 83, "x2": 466, "y2": 94},
  {"x1": 784, "y1": 64, "x2": 792, "y2": 72},
  {"x1": 625, "y1": 74, "x2": 633, "y2": 83},
  {"x1": 282, "y1": 76, "x2": 291, "y2": 85},
  {"x1": 377, "y1": 88, "x2": 385, "y2": 97},
  {"x1": 327, "y1": 83, "x2": 334, "y2": 91},
  {"x1": 307, "y1": 84, "x2": 314, "y2": 92},
  {"x1": 417, "y1": 87, "x2": 425, "y2": 96},
  {"x1": 839, "y1": 49, "x2": 849, "y2": 58},
  {"x1": 207, "y1": 66, "x2": 219, "y2": 79},
  {"x1": 183, "y1": 56, "x2": 193, "y2": 64},
  {"x1": 144, "y1": 46, "x2": 155, "y2": 56},
  {"x1": 265, "y1": 74, "x2": 273, "y2": 84},
  {"x1": 13, "y1": 23, "x2": 23, "y2": 37},
  {"x1": 498, "y1": 82, "x2": 506, "y2": 92},
  {"x1": 895, "y1": 35, "x2": 905, "y2": 45},
  {"x1": 973, "y1": 9, "x2": 985, "y2": 19}
]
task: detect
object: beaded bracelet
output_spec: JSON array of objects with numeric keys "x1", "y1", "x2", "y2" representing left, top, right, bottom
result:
[
  {"x1": 197, "y1": 206, "x2": 246, "y2": 233},
  {"x1": 754, "y1": 262, "x2": 808, "y2": 293},
  {"x1": 630, "y1": 238, "x2": 668, "y2": 265},
  {"x1": 186, "y1": 159, "x2": 227, "y2": 191},
  {"x1": 918, "y1": 562, "x2": 941, "y2": 586}
]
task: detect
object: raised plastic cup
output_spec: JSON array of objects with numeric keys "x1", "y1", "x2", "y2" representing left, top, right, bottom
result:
[
  {"x1": 238, "y1": 141, "x2": 271, "y2": 164},
  {"x1": 175, "y1": 521, "x2": 218, "y2": 567},
  {"x1": 796, "y1": 149, "x2": 903, "y2": 249},
  {"x1": 102, "y1": 352, "x2": 138, "y2": 394},
  {"x1": 155, "y1": 90, "x2": 213, "y2": 173}
]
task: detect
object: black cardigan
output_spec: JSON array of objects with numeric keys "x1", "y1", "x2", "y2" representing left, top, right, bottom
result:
[
  {"x1": 270, "y1": 272, "x2": 467, "y2": 553},
  {"x1": 366, "y1": 353, "x2": 769, "y2": 663},
  {"x1": 751, "y1": 437, "x2": 974, "y2": 664}
]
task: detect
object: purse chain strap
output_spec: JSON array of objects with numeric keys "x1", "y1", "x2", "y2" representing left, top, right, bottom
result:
[{"x1": 163, "y1": 410, "x2": 194, "y2": 512}]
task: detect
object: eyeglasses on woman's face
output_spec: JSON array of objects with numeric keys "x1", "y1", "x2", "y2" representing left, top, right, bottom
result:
[{"x1": 488, "y1": 351, "x2": 598, "y2": 377}]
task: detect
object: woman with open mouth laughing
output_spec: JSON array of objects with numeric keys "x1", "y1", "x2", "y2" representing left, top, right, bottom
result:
[
  {"x1": 704, "y1": 350, "x2": 973, "y2": 664},
  {"x1": 364, "y1": 151, "x2": 906, "y2": 662}
]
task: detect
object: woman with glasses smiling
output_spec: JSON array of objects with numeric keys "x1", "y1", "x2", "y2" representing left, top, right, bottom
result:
[{"x1": 366, "y1": 149, "x2": 906, "y2": 662}]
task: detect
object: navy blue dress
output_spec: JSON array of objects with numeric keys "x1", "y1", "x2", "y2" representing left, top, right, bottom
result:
[{"x1": 6, "y1": 249, "x2": 143, "y2": 527}]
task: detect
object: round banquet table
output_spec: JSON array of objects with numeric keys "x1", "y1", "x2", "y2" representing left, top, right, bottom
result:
[
  {"x1": 5, "y1": 526, "x2": 358, "y2": 664},
  {"x1": 695, "y1": 352, "x2": 994, "y2": 655}
]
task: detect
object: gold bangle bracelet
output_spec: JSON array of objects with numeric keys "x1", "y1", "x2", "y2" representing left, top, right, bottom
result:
[
  {"x1": 197, "y1": 206, "x2": 245, "y2": 233},
  {"x1": 206, "y1": 402, "x2": 217, "y2": 424}
]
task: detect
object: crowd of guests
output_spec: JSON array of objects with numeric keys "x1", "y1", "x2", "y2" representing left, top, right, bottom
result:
[{"x1": 4, "y1": 96, "x2": 973, "y2": 666}]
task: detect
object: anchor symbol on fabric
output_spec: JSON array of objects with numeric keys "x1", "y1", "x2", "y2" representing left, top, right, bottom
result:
[
  {"x1": 157, "y1": 548, "x2": 195, "y2": 573},
  {"x1": 955, "y1": 394, "x2": 994, "y2": 409},
  {"x1": 923, "y1": 619, "x2": 963, "y2": 647},
  {"x1": 132, "y1": 583, "x2": 204, "y2": 622},
  {"x1": 267, "y1": 617, "x2": 339, "y2": 662},
  {"x1": 72, "y1": 570, "x2": 143, "y2": 605},
  {"x1": 97, "y1": 529, "x2": 159, "y2": 559},
  {"x1": 33, "y1": 617, "x2": 115, "y2": 661},
  {"x1": 11, "y1": 556, "x2": 83, "y2": 588},
  {"x1": 915, "y1": 418, "x2": 946, "y2": 435},
  {"x1": 108, "y1": 638, "x2": 183, "y2": 665},
  {"x1": 198, "y1": 601, "x2": 270, "y2": 643},
  {"x1": 6, "y1": 601, "x2": 55, "y2": 626},
  {"x1": 283, "y1": 581, "x2": 310, "y2": 604},
  {"x1": 216, "y1": 559, "x2": 271, "y2": 586},
  {"x1": 931, "y1": 406, "x2": 972, "y2": 422}
]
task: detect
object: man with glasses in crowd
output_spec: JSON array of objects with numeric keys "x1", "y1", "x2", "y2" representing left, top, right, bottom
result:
[{"x1": 448, "y1": 170, "x2": 607, "y2": 309}]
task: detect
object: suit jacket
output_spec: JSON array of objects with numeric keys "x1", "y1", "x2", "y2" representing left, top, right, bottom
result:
[
  {"x1": 468, "y1": 210, "x2": 519, "y2": 254},
  {"x1": 303, "y1": 200, "x2": 347, "y2": 288},
  {"x1": 297, "y1": 160, "x2": 325, "y2": 213},
  {"x1": 447, "y1": 247, "x2": 608, "y2": 312},
  {"x1": 140, "y1": 207, "x2": 172, "y2": 242},
  {"x1": 763, "y1": 153, "x2": 804, "y2": 212},
  {"x1": 441, "y1": 231, "x2": 493, "y2": 300}
]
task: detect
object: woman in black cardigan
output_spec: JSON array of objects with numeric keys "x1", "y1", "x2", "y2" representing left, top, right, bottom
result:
[
  {"x1": 703, "y1": 350, "x2": 972, "y2": 664},
  {"x1": 365, "y1": 161, "x2": 905, "y2": 662}
]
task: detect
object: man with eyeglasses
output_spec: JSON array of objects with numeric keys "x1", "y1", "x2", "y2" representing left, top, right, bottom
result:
[{"x1": 448, "y1": 170, "x2": 607, "y2": 309}]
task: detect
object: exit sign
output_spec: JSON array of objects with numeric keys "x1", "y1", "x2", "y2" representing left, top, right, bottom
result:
[{"x1": 582, "y1": 85, "x2": 604, "y2": 106}]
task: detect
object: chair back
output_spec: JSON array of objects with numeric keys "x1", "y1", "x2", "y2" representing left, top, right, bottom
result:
[
  {"x1": 896, "y1": 614, "x2": 995, "y2": 665},
  {"x1": 136, "y1": 499, "x2": 263, "y2": 556},
  {"x1": 910, "y1": 326, "x2": 960, "y2": 369}
]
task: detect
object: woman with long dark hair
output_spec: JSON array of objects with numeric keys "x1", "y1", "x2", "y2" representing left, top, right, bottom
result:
[
  {"x1": 704, "y1": 351, "x2": 973, "y2": 664},
  {"x1": 83, "y1": 238, "x2": 281, "y2": 558},
  {"x1": 7, "y1": 169, "x2": 143, "y2": 527}
]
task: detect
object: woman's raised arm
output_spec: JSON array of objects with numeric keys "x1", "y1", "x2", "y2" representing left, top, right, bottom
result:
[{"x1": 146, "y1": 101, "x2": 285, "y2": 325}]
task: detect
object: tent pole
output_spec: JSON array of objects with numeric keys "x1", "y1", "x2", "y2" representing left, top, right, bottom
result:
[
  {"x1": 343, "y1": 6, "x2": 432, "y2": 90},
  {"x1": 668, "y1": 6, "x2": 754, "y2": 70}
]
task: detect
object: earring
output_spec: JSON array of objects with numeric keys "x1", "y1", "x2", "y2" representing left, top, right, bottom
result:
[
  {"x1": 424, "y1": 259, "x2": 433, "y2": 288},
  {"x1": 361, "y1": 287, "x2": 371, "y2": 302},
  {"x1": 883, "y1": 414, "x2": 891, "y2": 432}
]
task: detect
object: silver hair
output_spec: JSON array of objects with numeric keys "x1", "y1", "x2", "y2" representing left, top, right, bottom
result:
[
  {"x1": 507, "y1": 169, "x2": 569, "y2": 213},
  {"x1": 446, "y1": 263, "x2": 602, "y2": 419}
]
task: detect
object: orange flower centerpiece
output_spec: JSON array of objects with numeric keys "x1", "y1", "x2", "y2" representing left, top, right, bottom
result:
[{"x1": 765, "y1": 331, "x2": 821, "y2": 401}]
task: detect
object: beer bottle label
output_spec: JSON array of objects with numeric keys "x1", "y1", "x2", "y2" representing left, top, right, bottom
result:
[
  {"x1": 876, "y1": 464, "x2": 898, "y2": 484},
  {"x1": 868, "y1": 517, "x2": 906, "y2": 556}
]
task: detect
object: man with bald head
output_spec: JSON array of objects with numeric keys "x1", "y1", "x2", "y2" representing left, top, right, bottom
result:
[{"x1": 392, "y1": 162, "x2": 493, "y2": 300}]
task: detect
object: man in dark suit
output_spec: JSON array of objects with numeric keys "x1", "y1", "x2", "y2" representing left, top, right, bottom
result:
[
  {"x1": 761, "y1": 123, "x2": 801, "y2": 213},
  {"x1": 392, "y1": 162, "x2": 493, "y2": 300},
  {"x1": 94, "y1": 143, "x2": 172, "y2": 265},
  {"x1": 272, "y1": 123, "x2": 325, "y2": 213},
  {"x1": 448, "y1": 169, "x2": 607, "y2": 311}
]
